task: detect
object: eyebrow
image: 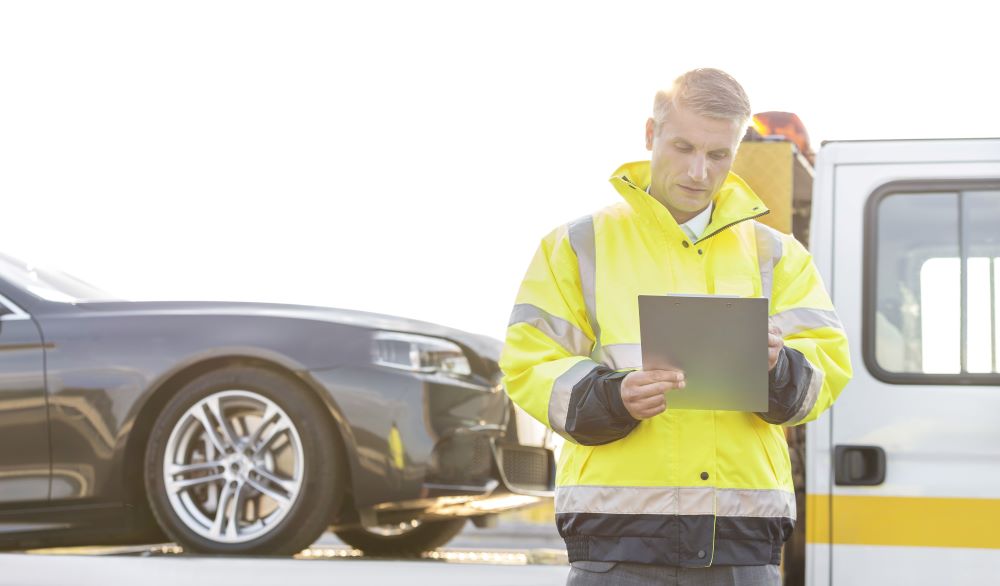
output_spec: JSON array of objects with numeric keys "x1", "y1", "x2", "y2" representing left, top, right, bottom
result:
[{"x1": 672, "y1": 139, "x2": 731, "y2": 154}]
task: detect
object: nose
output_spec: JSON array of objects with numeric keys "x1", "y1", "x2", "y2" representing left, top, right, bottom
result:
[{"x1": 687, "y1": 155, "x2": 707, "y2": 182}]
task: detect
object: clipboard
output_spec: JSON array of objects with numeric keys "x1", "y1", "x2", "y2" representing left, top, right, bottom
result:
[{"x1": 638, "y1": 294, "x2": 769, "y2": 411}]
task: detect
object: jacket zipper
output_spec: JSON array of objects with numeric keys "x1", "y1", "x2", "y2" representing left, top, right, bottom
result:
[
  {"x1": 695, "y1": 210, "x2": 771, "y2": 245},
  {"x1": 617, "y1": 175, "x2": 771, "y2": 245}
]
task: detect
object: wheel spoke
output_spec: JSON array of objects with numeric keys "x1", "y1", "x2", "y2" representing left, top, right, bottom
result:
[
  {"x1": 236, "y1": 415, "x2": 251, "y2": 438},
  {"x1": 269, "y1": 433, "x2": 291, "y2": 453},
  {"x1": 245, "y1": 404, "x2": 278, "y2": 449},
  {"x1": 205, "y1": 479, "x2": 219, "y2": 511},
  {"x1": 210, "y1": 481, "x2": 237, "y2": 539},
  {"x1": 252, "y1": 414, "x2": 291, "y2": 458},
  {"x1": 245, "y1": 476, "x2": 292, "y2": 507},
  {"x1": 167, "y1": 472, "x2": 226, "y2": 492},
  {"x1": 204, "y1": 395, "x2": 241, "y2": 448},
  {"x1": 191, "y1": 408, "x2": 230, "y2": 455},
  {"x1": 167, "y1": 461, "x2": 224, "y2": 476},
  {"x1": 204, "y1": 434, "x2": 219, "y2": 462},
  {"x1": 251, "y1": 464, "x2": 297, "y2": 494},
  {"x1": 226, "y1": 482, "x2": 247, "y2": 539}
]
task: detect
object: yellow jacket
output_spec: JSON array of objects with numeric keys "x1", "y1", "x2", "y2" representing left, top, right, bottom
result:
[{"x1": 500, "y1": 161, "x2": 852, "y2": 567}]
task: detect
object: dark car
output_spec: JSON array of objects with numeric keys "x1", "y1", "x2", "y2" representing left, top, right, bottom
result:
[{"x1": 0, "y1": 253, "x2": 554, "y2": 555}]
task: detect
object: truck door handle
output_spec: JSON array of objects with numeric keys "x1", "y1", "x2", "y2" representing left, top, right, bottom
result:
[{"x1": 834, "y1": 445, "x2": 886, "y2": 486}]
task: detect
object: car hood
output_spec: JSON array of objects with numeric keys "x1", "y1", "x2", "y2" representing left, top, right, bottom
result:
[{"x1": 73, "y1": 300, "x2": 504, "y2": 362}]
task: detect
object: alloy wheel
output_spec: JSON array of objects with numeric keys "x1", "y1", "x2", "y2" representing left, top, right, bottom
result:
[{"x1": 161, "y1": 390, "x2": 305, "y2": 544}]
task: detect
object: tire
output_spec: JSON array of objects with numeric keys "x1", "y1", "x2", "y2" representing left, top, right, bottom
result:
[
  {"x1": 334, "y1": 518, "x2": 467, "y2": 557},
  {"x1": 144, "y1": 365, "x2": 345, "y2": 555}
]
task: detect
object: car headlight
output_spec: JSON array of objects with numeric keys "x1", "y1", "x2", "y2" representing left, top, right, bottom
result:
[{"x1": 372, "y1": 332, "x2": 472, "y2": 377}]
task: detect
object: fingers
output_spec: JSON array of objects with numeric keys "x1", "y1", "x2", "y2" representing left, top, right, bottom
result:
[
  {"x1": 636, "y1": 381, "x2": 685, "y2": 395},
  {"x1": 628, "y1": 369, "x2": 685, "y2": 386},
  {"x1": 629, "y1": 401, "x2": 667, "y2": 419},
  {"x1": 769, "y1": 330, "x2": 784, "y2": 372},
  {"x1": 623, "y1": 372, "x2": 685, "y2": 402},
  {"x1": 625, "y1": 390, "x2": 668, "y2": 419},
  {"x1": 621, "y1": 369, "x2": 683, "y2": 420},
  {"x1": 768, "y1": 322, "x2": 784, "y2": 351},
  {"x1": 632, "y1": 393, "x2": 666, "y2": 411},
  {"x1": 768, "y1": 318, "x2": 784, "y2": 349}
]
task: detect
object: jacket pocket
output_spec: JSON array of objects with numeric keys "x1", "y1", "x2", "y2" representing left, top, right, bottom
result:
[
  {"x1": 749, "y1": 420, "x2": 788, "y2": 485},
  {"x1": 559, "y1": 443, "x2": 596, "y2": 486}
]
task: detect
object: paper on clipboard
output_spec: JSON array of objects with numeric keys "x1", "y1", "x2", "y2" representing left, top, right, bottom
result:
[{"x1": 638, "y1": 294, "x2": 769, "y2": 411}]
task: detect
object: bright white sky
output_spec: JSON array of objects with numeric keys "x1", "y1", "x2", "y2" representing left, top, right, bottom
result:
[{"x1": 1, "y1": 1, "x2": 996, "y2": 341}]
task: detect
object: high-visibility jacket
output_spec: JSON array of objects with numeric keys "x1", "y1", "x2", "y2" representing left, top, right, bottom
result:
[{"x1": 500, "y1": 160, "x2": 852, "y2": 567}]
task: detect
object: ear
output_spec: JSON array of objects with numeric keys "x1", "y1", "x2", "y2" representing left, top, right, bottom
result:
[{"x1": 645, "y1": 118, "x2": 655, "y2": 151}]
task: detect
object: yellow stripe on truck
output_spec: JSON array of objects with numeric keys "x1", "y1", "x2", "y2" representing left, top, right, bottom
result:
[{"x1": 806, "y1": 494, "x2": 1000, "y2": 549}]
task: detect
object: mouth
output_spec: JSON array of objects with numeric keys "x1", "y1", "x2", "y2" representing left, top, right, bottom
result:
[{"x1": 677, "y1": 184, "x2": 708, "y2": 194}]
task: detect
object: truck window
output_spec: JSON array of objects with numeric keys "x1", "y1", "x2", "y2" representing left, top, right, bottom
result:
[{"x1": 869, "y1": 186, "x2": 1000, "y2": 381}]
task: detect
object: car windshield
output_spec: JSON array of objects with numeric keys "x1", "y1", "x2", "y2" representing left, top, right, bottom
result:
[{"x1": 0, "y1": 252, "x2": 121, "y2": 303}]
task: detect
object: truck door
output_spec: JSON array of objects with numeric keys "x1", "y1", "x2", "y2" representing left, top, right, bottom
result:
[{"x1": 824, "y1": 141, "x2": 1000, "y2": 585}]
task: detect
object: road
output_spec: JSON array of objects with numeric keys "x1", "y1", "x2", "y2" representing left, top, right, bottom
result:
[{"x1": 0, "y1": 519, "x2": 570, "y2": 586}]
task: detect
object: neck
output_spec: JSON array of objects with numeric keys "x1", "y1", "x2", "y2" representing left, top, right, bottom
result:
[
  {"x1": 667, "y1": 206, "x2": 703, "y2": 225},
  {"x1": 660, "y1": 198, "x2": 709, "y2": 225}
]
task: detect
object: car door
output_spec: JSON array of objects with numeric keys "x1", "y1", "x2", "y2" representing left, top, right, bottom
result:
[
  {"x1": 0, "y1": 291, "x2": 50, "y2": 504},
  {"x1": 825, "y1": 140, "x2": 1000, "y2": 585}
]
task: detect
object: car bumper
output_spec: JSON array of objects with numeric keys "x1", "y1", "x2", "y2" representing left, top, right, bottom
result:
[
  {"x1": 305, "y1": 363, "x2": 554, "y2": 523},
  {"x1": 369, "y1": 435, "x2": 555, "y2": 522}
]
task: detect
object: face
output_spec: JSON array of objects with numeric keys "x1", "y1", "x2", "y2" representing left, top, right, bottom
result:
[{"x1": 645, "y1": 103, "x2": 743, "y2": 224}]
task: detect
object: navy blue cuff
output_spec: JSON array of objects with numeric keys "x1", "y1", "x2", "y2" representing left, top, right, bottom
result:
[
  {"x1": 563, "y1": 366, "x2": 640, "y2": 445},
  {"x1": 769, "y1": 346, "x2": 791, "y2": 389},
  {"x1": 757, "y1": 347, "x2": 812, "y2": 425}
]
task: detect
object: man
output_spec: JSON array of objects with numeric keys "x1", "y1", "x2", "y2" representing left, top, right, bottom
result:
[{"x1": 499, "y1": 68, "x2": 852, "y2": 585}]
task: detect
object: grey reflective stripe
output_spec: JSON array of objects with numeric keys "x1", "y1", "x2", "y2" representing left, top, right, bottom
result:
[
  {"x1": 568, "y1": 216, "x2": 599, "y2": 349},
  {"x1": 784, "y1": 359, "x2": 824, "y2": 426},
  {"x1": 556, "y1": 485, "x2": 795, "y2": 519},
  {"x1": 754, "y1": 222, "x2": 784, "y2": 301},
  {"x1": 548, "y1": 359, "x2": 599, "y2": 441},
  {"x1": 718, "y1": 488, "x2": 797, "y2": 519},
  {"x1": 557, "y1": 485, "x2": 713, "y2": 516},
  {"x1": 771, "y1": 307, "x2": 844, "y2": 336},
  {"x1": 599, "y1": 343, "x2": 642, "y2": 370},
  {"x1": 509, "y1": 303, "x2": 593, "y2": 357}
]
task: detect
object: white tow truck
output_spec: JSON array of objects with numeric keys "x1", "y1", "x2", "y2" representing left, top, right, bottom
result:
[{"x1": 736, "y1": 116, "x2": 1000, "y2": 585}]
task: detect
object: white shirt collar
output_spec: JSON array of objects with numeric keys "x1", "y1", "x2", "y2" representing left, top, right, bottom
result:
[{"x1": 682, "y1": 202, "x2": 713, "y2": 242}]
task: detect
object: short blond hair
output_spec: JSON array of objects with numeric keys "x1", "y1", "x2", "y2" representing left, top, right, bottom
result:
[{"x1": 653, "y1": 68, "x2": 751, "y2": 130}]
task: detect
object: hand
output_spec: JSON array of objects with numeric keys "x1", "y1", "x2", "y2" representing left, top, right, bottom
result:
[
  {"x1": 620, "y1": 369, "x2": 685, "y2": 420},
  {"x1": 768, "y1": 322, "x2": 784, "y2": 371}
]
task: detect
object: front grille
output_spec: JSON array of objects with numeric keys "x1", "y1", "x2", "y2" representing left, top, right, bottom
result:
[
  {"x1": 499, "y1": 445, "x2": 552, "y2": 491},
  {"x1": 470, "y1": 435, "x2": 492, "y2": 475},
  {"x1": 431, "y1": 434, "x2": 493, "y2": 485}
]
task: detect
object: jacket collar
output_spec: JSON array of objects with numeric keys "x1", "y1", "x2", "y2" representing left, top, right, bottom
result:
[{"x1": 609, "y1": 160, "x2": 770, "y2": 243}]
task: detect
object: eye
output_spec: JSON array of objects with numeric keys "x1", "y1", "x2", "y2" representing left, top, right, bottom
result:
[
  {"x1": 709, "y1": 151, "x2": 729, "y2": 161},
  {"x1": 674, "y1": 143, "x2": 693, "y2": 153}
]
